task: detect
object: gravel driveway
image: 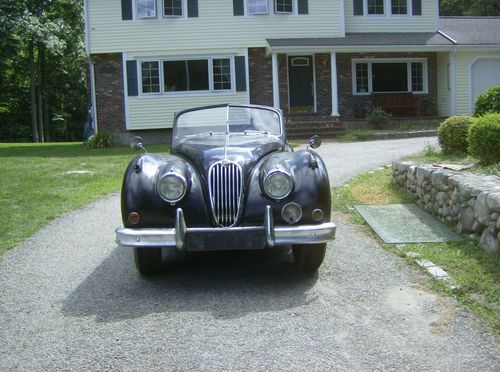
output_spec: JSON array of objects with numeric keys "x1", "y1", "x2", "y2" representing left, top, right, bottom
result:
[{"x1": 1, "y1": 137, "x2": 498, "y2": 370}]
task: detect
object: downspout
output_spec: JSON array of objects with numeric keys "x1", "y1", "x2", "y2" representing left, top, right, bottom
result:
[
  {"x1": 449, "y1": 48, "x2": 456, "y2": 116},
  {"x1": 84, "y1": 0, "x2": 98, "y2": 133}
]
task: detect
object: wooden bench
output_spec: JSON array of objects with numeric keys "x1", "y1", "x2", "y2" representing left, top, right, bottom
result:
[{"x1": 371, "y1": 93, "x2": 420, "y2": 116}]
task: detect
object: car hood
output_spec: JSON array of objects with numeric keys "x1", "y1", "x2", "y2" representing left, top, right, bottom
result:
[{"x1": 172, "y1": 134, "x2": 283, "y2": 179}]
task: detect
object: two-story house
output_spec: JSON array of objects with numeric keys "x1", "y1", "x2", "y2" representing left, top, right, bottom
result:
[{"x1": 84, "y1": 0, "x2": 500, "y2": 143}]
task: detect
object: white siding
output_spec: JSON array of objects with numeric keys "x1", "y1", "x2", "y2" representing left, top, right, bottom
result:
[
  {"x1": 436, "y1": 52, "x2": 450, "y2": 117},
  {"x1": 88, "y1": 0, "x2": 342, "y2": 54},
  {"x1": 128, "y1": 93, "x2": 248, "y2": 130},
  {"x1": 345, "y1": 0, "x2": 438, "y2": 33},
  {"x1": 454, "y1": 51, "x2": 500, "y2": 115}
]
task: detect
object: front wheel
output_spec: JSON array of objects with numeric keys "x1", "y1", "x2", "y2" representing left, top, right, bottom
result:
[
  {"x1": 134, "y1": 247, "x2": 162, "y2": 275},
  {"x1": 292, "y1": 243, "x2": 326, "y2": 271}
]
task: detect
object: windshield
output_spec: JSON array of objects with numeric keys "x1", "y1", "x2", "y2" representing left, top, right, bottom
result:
[{"x1": 175, "y1": 105, "x2": 281, "y2": 138}]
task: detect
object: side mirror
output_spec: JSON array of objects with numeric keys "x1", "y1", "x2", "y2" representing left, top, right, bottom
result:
[
  {"x1": 308, "y1": 135, "x2": 322, "y2": 150},
  {"x1": 130, "y1": 136, "x2": 145, "y2": 151}
]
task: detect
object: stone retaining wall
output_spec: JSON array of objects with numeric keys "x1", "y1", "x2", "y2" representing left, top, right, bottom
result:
[{"x1": 392, "y1": 161, "x2": 500, "y2": 252}]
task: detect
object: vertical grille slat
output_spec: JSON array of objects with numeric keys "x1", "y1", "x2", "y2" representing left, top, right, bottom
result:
[{"x1": 208, "y1": 161, "x2": 243, "y2": 227}]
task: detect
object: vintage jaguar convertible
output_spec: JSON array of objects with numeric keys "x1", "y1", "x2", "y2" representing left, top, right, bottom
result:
[{"x1": 116, "y1": 104, "x2": 336, "y2": 275}]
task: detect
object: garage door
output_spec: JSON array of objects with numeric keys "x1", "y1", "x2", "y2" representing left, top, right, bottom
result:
[{"x1": 471, "y1": 58, "x2": 500, "y2": 110}]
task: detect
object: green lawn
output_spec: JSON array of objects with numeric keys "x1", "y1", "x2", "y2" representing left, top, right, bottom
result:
[
  {"x1": 0, "y1": 142, "x2": 168, "y2": 257},
  {"x1": 332, "y1": 167, "x2": 500, "y2": 335}
]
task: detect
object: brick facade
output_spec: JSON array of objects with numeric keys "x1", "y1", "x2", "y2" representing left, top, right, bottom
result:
[
  {"x1": 314, "y1": 53, "x2": 332, "y2": 116},
  {"x1": 336, "y1": 52, "x2": 438, "y2": 119},
  {"x1": 248, "y1": 48, "x2": 273, "y2": 106},
  {"x1": 92, "y1": 53, "x2": 126, "y2": 134}
]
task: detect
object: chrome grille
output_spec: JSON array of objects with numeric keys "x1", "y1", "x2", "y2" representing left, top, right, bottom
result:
[{"x1": 208, "y1": 160, "x2": 243, "y2": 227}]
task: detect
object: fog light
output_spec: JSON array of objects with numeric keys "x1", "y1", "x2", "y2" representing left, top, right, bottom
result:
[
  {"x1": 128, "y1": 212, "x2": 140, "y2": 225},
  {"x1": 312, "y1": 209, "x2": 324, "y2": 222},
  {"x1": 281, "y1": 202, "x2": 302, "y2": 225}
]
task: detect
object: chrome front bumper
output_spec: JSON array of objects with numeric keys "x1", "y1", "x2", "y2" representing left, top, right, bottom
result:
[{"x1": 116, "y1": 206, "x2": 336, "y2": 250}]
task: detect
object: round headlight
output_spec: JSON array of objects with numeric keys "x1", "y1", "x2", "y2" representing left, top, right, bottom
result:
[
  {"x1": 157, "y1": 172, "x2": 187, "y2": 203},
  {"x1": 264, "y1": 171, "x2": 293, "y2": 200}
]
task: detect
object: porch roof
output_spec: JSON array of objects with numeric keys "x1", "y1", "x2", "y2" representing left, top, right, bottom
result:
[
  {"x1": 267, "y1": 32, "x2": 453, "y2": 53},
  {"x1": 439, "y1": 17, "x2": 500, "y2": 46}
]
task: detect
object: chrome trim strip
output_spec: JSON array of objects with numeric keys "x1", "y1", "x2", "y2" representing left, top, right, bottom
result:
[
  {"x1": 116, "y1": 206, "x2": 336, "y2": 249},
  {"x1": 208, "y1": 160, "x2": 243, "y2": 227}
]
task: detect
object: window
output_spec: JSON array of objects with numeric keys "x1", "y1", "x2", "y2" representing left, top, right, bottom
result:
[
  {"x1": 391, "y1": 0, "x2": 407, "y2": 15},
  {"x1": 164, "y1": 0, "x2": 183, "y2": 17},
  {"x1": 275, "y1": 0, "x2": 293, "y2": 13},
  {"x1": 248, "y1": 0, "x2": 268, "y2": 14},
  {"x1": 164, "y1": 60, "x2": 209, "y2": 91},
  {"x1": 372, "y1": 63, "x2": 407, "y2": 92},
  {"x1": 139, "y1": 57, "x2": 235, "y2": 95},
  {"x1": 411, "y1": 62, "x2": 424, "y2": 91},
  {"x1": 212, "y1": 59, "x2": 232, "y2": 91},
  {"x1": 356, "y1": 63, "x2": 369, "y2": 93},
  {"x1": 367, "y1": 0, "x2": 384, "y2": 15},
  {"x1": 141, "y1": 61, "x2": 160, "y2": 94},
  {"x1": 137, "y1": 0, "x2": 156, "y2": 18},
  {"x1": 353, "y1": 60, "x2": 427, "y2": 94}
]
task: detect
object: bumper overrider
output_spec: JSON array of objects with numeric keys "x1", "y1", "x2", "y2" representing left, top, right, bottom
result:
[{"x1": 116, "y1": 206, "x2": 336, "y2": 251}]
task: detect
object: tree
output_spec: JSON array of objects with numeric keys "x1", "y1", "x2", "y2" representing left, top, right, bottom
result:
[
  {"x1": 440, "y1": 0, "x2": 500, "y2": 16},
  {"x1": 0, "y1": 0, "x2": 87, "y2": 142}
]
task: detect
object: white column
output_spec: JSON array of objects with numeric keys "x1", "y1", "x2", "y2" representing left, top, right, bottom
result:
[
  {"x1": 330, "y1": 52, "x2": 340, "y2": 116},
  {"x1": 272, "y1": 53, "x2": 280, "y2": 109},
  {"x1": 449, "y1": 49, "x2": 456, "y2": 115}
]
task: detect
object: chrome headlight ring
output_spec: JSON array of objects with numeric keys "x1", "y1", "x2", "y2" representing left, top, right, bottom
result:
[
  {"x1": 263, "y1": 170, "x2": 294, "y2": 200},
  {"x1": 157, "y1": 171, "x2": 188, "y2": 204}
]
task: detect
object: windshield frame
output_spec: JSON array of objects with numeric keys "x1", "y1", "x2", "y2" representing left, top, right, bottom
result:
[{"x1": 172, "y1": 104, "x2": 284, "y2": 143}]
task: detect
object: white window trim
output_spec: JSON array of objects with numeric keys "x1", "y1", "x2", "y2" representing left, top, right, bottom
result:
[
  {"x1": 274, "y1": 0, "x2": 295, "y2": 14},
  {"x1": 351, "y1": 58, "x2": 428, "y2": 96},
  {"x1": 389, "y1": 0, "x2": 411, "y2": 17},
  {"x1": 137, "y1": 56, "x2": 237, "y2": 97},
  {"x1": 136, "y1": 0, "x2": 157, "y2": 19},
  {"x1": 363, "y1": 0, "x2": 412, "y2": 18},
  {"x1": 162, "y1": 0, "x2": 185, "y2": 18},
  {"x1": 133, "y1": 0, "x2": 189, "y2": 20},
  {"x1": 139, "y1": 60, "x2": 163, "y2": 95},
  {"x1": 247, "y1": 0, "x2": 269, "y2": 15},
  {"x1": 244, "y1": 0, "x2": 299, "y2": 16}
]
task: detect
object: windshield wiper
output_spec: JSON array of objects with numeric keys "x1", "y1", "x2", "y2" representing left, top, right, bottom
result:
[
  {"x1": 243, "y1": 130, "x2": 269, "y2": 135},
  {"x1": 185, "y1": 131, "x2": 226, "y2": 138}
]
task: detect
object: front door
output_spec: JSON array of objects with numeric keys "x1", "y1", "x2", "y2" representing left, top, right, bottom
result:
[{"x1": 288, "y1": 56, "x2": 314, "y2": 113}]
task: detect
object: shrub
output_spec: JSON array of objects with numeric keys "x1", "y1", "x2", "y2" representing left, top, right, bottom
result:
[
  {"x1": 366, "y1": 107, "x2": 392, "y2": 129},
  {"x1": 473, "y1": 86, "x2": 500, "y2": 117},
  {"x1": 437, "y1": 115, "x2": 474, "y2": 154},
  {"x1": 85, "y1": 130, "x2": 113, "y2": 149},
  {"x1": 468, "y1": 113, "x2": 500, "y2": 165}
]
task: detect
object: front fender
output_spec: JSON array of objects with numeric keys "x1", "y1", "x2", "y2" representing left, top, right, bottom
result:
[
  {"x1": 121, "y1": 154, "x2": 211, "y2": 228},
  {"x1": 241, "y1": 149, "x2": 331, "y2": 225}
]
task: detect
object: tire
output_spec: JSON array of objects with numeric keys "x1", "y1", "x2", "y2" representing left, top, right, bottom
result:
[
  {"x1": 292, "y1": 243, "x2": 326, "y2": 271},
  {"x1": 134, "y1": 247, "x2": 162, "y2": 275}
]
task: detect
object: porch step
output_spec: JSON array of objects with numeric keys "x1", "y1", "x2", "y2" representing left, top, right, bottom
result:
[{"x1": 285, "y1": 116, "x2": 346, "y2": 139}]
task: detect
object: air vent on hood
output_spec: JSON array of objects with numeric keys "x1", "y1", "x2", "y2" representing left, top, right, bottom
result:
[{"x1": 208, "y1": 160, "x2": 243, "y2": 227}]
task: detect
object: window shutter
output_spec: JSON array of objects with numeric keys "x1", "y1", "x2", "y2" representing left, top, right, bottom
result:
[
  {"x1": 126, "y1": 60, "x2": 138, "y2": 96},
  {"x1": 233, "y1": 0, "x2": 244, "y2": 16},
  {"x1": 353, "y1": 0, "x2": 363, "y2": 15},
  {"x1": 122, "y1": 0, "x2": 133, "y2": 20},
  {"x1": 187, "y1": 0, "x2": 198, "y2": 17},
  {"x1": 298, "y1": 0, "x2": 308, "y2": 14},
  {"x1": 412, "y1": 0, "x2": 422, "y2": 15},
  {"x1": 235, "y1": 56, "x2": 246, "y2": 92}
]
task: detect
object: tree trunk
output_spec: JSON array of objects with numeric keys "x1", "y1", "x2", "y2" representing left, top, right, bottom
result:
[
  {"x1": 37, "y1": 44, "x2": 45, "y2": 142},
  {"x1": 29, "y1": 40, "x2": 39, "y2": 143}
]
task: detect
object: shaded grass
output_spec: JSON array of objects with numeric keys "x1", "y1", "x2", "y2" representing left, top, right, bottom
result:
[
  {"x1": 0, "y1": 142, "x2": 168, "y2": 257},
  {"x1": 332, "y1": 167, "x2": 500, "y2": 335},
  {"x1": 409, "y1": 144, "x2": 500, "y2": 176},
  {"x1": 337, "y1": 129, "x2": 374, "y2": 143}
]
